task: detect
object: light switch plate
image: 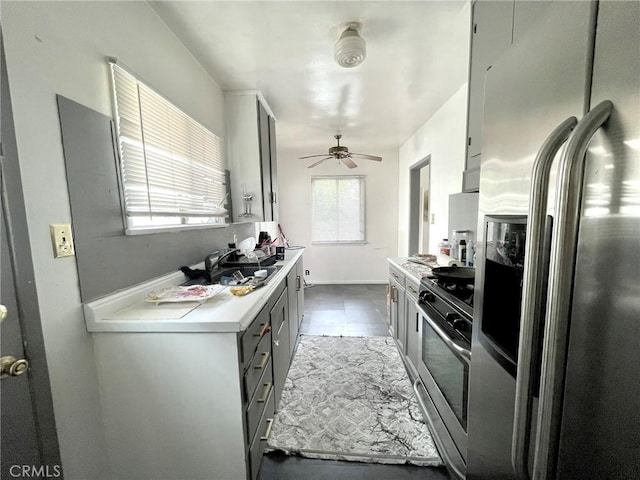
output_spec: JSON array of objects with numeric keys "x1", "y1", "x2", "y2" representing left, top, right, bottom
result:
[{"x1": 50, "y1": 224, "x2": 75, "y2": 258}]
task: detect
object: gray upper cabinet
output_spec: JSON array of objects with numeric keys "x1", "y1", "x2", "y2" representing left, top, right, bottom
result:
[
  {"x1": 258, "y1": 101, "x2": 279, "y2": 222},
  {"x1": 465, "y1": 0, "x2": 515, "y2": 192},
  {"x1": 225, "y1": 92, "x2": 279, "y2": 222}
]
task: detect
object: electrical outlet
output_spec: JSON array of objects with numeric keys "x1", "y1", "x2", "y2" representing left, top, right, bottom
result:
[
  {"x1": 305, "y1": 270, "x2": 310, "y2": 276},
  {"x1": 50, "y1": 224, "x2": 75, "y2": 258}
]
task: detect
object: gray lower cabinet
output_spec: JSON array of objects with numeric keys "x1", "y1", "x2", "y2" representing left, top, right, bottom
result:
[
  {"x1": 404, "y1": 278, "x2": 421, "y2": 379},
  {"x1": 240, "y1": 301, "x2": 276, "y2": 480},
  {"x1": 388, "y1": 261, "x2": 423, "y2": 382},
  {"x1": 295, "y1": 258, "x2": 304, "y2": 326},
  {"x1": 286, "y1": 265, "x2": 299, "y2": 358},
  {"x1": 270, "y1": 283, "x2": 290, "y2": 409},
  {"x1": 286, "y1": 256, "x2": 305, "y2": 358},
  {"x1": 91, "y1": 254, "x2": 304, "y2": 480},
  {"x1": 388, "y1": 264, "x2": 406, "y2": 353}
]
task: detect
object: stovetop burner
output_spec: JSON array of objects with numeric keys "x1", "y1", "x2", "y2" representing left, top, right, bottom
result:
[
  {"x1": 420, "y1": 276, "x2": 474, "y2": 320},
  {"x1": 434, "y1": 279, "x2": 474, "y2": 308}
]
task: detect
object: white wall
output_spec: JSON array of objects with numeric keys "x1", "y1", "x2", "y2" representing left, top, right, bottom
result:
[
  {"x1": 398, "y1": 84, "x2": 469, "y2": 256},
  {"x1": 2, "y1": 2, "x2": 225, "y2": 477},
  {"x1": 277, "y1": 148, "x2": 399, "y2": 284}
]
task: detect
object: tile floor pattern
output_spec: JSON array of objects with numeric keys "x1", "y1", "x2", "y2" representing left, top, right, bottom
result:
[{"x1": 258, "y1": 283, "x2": 451, "y2": 480}]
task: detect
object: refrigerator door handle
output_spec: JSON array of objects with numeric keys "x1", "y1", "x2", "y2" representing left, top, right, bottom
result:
[
  {"x1": 512, "y1": 117, "x2": 578, "y2": 480},
  {"x1": 533, "y1": 100, "x2": 613, "y2": 480}
]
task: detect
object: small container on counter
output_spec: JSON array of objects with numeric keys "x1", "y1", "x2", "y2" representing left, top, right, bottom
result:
[
  {"x1": 459, "y1": 239, "x2": 467, "y2": 265},
  {"x1": 467, "y1": 241, "x2": 475, "y2": 267},
  {"x1": 438, "y1": 239, "x2": 451, "y2": 256}
]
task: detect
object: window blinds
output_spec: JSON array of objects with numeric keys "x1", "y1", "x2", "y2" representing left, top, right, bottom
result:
[
  {"x1": 311, "y1": 176, "x2": 365, "y2": 243},
  {"x1": 110, "y1": 64, "x2": 227, "y2": 223}
]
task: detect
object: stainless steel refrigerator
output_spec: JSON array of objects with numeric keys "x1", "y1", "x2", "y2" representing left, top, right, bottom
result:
[{"x1": 467, "y1": 2, "x2": 639, "y2": 479}]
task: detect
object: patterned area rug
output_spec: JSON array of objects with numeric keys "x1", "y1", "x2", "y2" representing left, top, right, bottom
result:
[{"x1": 265, "y1": 335, "x2": 442, "y2": 466}]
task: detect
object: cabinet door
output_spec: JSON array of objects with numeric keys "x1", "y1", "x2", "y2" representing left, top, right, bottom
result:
[
  {"x1": 295, "y1": 258, "x2": 304, "y2": 326},
  {"x1": 467, "y1": 0, "x2": 515, "y2": 160},
  {"x1": 404, "y1": 284, "x2": 420, "y2": 378},
  {"x1": 388, "y1": 279, "x2": 403, "y2": 340},
  {"x1": 395, "y1": 282, "x2": 406, "y2": 355},
  {"x1": 257, "y1": 101, "x2": 272, "y2": 221},
  {"x1": 286, "y1": 266, "x2": 298, "y2": 358},
  {"x1": 268, "y1": 115, "x2": 278, "y2": 222},
  {"x1": 270, "y1": 288, "x2": 290, "y2": 409}
]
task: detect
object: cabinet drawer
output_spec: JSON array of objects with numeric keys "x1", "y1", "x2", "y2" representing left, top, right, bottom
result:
[
  {"x1": 405, "y1": 277, "x2": 420, "y2": 299},
  {"x1": 389, "y1": 264, "x2": 405, "y2": 287},
  {"x1": 249, "y1": 388, "x2": 275, "y2": 480},
  {"x1": 241, "y1": 303, "x2": 271, "y2": 367},
  {"x1": 246, "y1": 360, "x2": 273, "y2": 443},
  {"x1": 243, "y1": 329, "x2": 272, "y2": 403}
]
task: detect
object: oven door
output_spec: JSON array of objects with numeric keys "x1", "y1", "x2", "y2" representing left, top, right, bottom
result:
[{"x1": 417, "y1": 300, "x2": 470, "y2": 461}]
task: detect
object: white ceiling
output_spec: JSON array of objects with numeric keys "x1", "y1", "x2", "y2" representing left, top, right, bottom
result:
[{"x1": 150, "y1": 0, "x2": 471, "y2": 158}]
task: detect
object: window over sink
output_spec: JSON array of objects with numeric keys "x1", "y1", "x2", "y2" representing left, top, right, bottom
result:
[
  {"x1": 109, "y1": 62, "x2": 228, "y2": 232},
  {"x1": 311, "y1": 175, "x2": 366, "y2": 244}
]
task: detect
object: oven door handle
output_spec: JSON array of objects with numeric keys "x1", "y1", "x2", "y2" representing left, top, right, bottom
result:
[{"x1": 417, "y1": 303, "x2": 471, "y2": 364}]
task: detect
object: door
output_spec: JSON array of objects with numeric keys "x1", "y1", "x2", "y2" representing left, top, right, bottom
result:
[
  {"x1": 554, "y1": 2, "x2": 640, "y2": 478},
  {"x1": 0, "y1": 32, "x2": 60, "y2": 477},
  {"x1": 467, "y1": 2, "x2": 596, "y2": 478},
  {"x1": 0, "y1": 164, "x2": 41, "y2": 477}
]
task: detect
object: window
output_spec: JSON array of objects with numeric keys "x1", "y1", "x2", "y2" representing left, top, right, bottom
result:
[
  {"x1": 110, "y1": 63, "x2": 227, "y2": 232},
  {"x1": 311, "y1": 176, "x2": 365, "y2": 243}
]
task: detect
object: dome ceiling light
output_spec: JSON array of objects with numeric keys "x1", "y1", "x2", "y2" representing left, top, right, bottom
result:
[{"x1": 334, "y1": 22, "x2": 366, "y2": 68}]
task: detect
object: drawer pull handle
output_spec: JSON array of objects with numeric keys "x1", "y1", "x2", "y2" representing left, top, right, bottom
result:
[
  {"x1": 255, "y1": 352, "x2": 270, "y2": 370},
  {"x1": 261, "y1": 418, "x2": 274, "y2": 441},
  {"x1": 258, "y1": 381, "x2": 272, "y2": 403},
  {"x1": 254, "y1": 323, "x2": 270, "y2": 337}
]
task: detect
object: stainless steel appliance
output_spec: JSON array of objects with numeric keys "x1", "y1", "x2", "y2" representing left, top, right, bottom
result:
[
  {"x1": 416, "y1": 272, "x2": 474, "y2": 479},
  {"x1": 467, "y1": 2, "x2": 640, "y2": 479}
]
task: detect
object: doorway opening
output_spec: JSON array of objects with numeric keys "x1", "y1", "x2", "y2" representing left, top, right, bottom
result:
[{"x1": 408, "y1": 156, "x2": 431, "y2": 255}]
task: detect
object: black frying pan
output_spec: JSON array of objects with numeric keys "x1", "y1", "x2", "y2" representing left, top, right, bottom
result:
[{"x1": 431, "y1": 265, "x2": 475, "y2": 284}]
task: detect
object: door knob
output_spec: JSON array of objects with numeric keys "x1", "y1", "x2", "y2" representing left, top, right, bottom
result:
[
  {"x1": 0, "y1": 356, "x2": 29, "y2": 377},
  {"x1": 0, "y1": 304, "x2": 7, "y2": 323}
]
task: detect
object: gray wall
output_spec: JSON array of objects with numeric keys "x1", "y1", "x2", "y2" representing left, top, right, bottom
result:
[{"x1": 57, "y1": 95, "x2": 253, "y2": 301}]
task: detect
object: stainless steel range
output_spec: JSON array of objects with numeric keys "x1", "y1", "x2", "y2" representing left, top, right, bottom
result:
[{"x1": 415, "y1": 273, "x2": 474, "y2": 479}]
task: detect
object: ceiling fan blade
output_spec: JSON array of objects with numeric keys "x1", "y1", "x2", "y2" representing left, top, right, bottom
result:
[
  {"x1": 307, "y1": 157, "x2": 332, "y2": 168},
  {"x1": 342, "y1": 158, "x2": 358, "y2": 169},
  {"x1": 350, "y1": 153, "x2": 382, "y2": 161},
  {"x1": 299, "y1": 154, "x2": 331, "y2": 159}
]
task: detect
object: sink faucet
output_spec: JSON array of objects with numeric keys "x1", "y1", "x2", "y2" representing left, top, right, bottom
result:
[{"x1": 205, "y1": 249, "x2": 238, "y2": 275}]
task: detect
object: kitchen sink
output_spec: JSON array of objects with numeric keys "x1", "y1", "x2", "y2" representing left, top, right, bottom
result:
[{"x1": 183, "y1": 266, "x2": 281, "y2": 288}]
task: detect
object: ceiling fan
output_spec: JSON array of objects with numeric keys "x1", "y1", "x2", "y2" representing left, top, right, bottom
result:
[{"x1": 299, "y1": 134, "x2": 382, "y2": 169}]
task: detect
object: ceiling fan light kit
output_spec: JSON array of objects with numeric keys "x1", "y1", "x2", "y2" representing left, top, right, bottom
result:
[
  {"x1": 300, "y1": 134, "x2": 382, "y2": 169},
  {"x1": 335, "y1": 22, "x2": 366, "y2": 68}
]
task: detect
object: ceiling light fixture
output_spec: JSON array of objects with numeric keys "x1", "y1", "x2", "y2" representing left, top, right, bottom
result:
[{"x1": 335, "y1": 22, "x2": 366, "y2": 68}]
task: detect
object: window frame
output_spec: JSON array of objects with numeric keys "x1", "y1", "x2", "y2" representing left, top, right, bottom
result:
[
  {"x1": 109, "y1": 61, "x2": 229, "y2": 234},
  {"x1": 310, "y1": 175, "x2": 367, "y2": 245}
]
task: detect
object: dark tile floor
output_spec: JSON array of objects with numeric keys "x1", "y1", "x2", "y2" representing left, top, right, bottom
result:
[{"x1": 258, "y1": 284, "x2": 450, "y2": 480}]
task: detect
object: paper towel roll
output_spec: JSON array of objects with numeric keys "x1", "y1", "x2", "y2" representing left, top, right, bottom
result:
[{"x1": 437, "y1": 253, "x2": 464, "y2": 267}]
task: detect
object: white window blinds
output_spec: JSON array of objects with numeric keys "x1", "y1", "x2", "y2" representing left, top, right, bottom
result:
[
  {"x1": 110, "y1": 63, "x2": 227, "y2": 228},
  {"x1": 311, "y1": 176, "x2": 365, "y2": 243}
]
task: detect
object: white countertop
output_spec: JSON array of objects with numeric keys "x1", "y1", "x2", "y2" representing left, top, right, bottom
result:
[
  {"x1": 388, "y1": 257, "x2": 434, "y2": 282},
  {"x1": 84, "y1": 249, "x2": 304, "y2": 333}
]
